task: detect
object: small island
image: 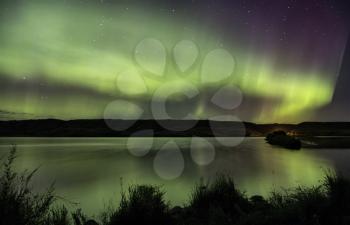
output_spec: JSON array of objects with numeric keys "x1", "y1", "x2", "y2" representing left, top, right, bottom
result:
[{"x1": 265, "y1": 130, "x2": 302, "y2": 150}]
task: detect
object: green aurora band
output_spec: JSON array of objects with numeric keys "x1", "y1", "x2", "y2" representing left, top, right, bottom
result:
[{"x1": 0, "y1": 1, "x2": 344, "y2": 122}]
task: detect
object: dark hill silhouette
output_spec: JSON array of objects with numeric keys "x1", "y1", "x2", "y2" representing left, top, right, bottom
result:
[{"x1": 1, "y1": 119, "x2": 350, "y2": 137}]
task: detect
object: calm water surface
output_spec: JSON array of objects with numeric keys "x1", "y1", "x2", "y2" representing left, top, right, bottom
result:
[{"x1": 1, "y1": 137, "x2": 350, "y2": 214}]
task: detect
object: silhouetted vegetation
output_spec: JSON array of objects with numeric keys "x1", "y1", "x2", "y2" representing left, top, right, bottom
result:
[
  {"x1": 184, "y1": 175, "x2": 250, "y2": 225},
  {"x1": 0, "y1": 147, "x2": 95, "y2": 225},
  {"x1": 105, "y1": 184, "x2": 172, "y2": 225},
  {"x1": 2, "y1": 148, "x2": 350, "y2": 225},
  {"x1": 0, "y1": 146, "x2": 55, "y2": 225}
]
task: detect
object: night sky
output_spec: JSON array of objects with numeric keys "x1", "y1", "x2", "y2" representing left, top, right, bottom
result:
[{"x1": 0, "y1": 0, "x2": 349, "y2": 123}]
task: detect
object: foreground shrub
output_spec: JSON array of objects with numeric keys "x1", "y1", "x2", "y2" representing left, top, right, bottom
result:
[
  {"x1": 44, "y1": 206, "x2": 70, "y2": 225},
  {"x1": 322, "y1": 172, "x2": 350, "y2": 225},
  {"x1": 44, "y1": 207, "x2": 90, "y2": 225},
  {"x1": 186, "y1": 175, "x2": 251, "y2": 225},
  {"x1": 106, "y1": 184, "x2": 171, "y2": 225},
  {"x1": 0, "y1": 146, "x2": 55, "y2": 225},
  {"x1": 266, "y1": 186, "x2": 327, "y2": 225}
]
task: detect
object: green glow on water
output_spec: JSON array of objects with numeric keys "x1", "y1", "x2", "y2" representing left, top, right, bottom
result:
[{"x1": 0, "y1": 137, "x2": 336, "y2": 214}]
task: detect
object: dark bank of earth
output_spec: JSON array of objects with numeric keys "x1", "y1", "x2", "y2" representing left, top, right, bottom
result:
[{"x1": 265, "y1": 130, "x2": 302, "y2": 150}]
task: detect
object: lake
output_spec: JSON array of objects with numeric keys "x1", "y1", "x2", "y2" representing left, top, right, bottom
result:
[{"x1": 1, "y1": 137, "x2": 350, "y2": 214}]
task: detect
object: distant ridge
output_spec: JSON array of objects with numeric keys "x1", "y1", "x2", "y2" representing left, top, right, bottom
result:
[{"x1": 1, "y1": 119, "x2": 350, "y2": 137}]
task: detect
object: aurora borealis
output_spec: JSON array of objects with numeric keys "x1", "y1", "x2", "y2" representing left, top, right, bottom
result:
[{"x1": 0, "y1": 0, "x2": 348, "y2": 123}]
